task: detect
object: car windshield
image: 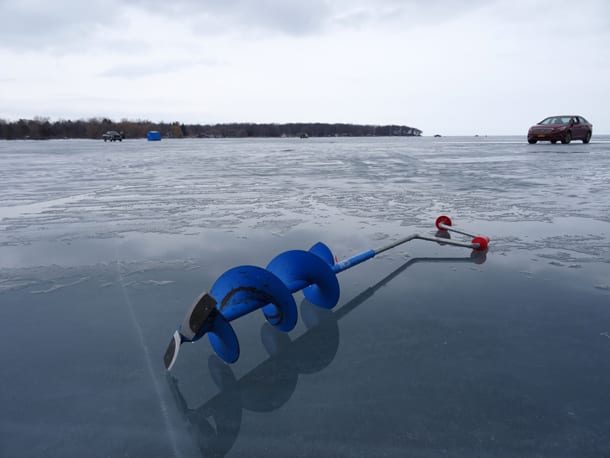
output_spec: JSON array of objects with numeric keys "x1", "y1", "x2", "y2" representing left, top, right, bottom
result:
[{"x1": 539, "y1": 116, "x2": 572, "y2": 125}]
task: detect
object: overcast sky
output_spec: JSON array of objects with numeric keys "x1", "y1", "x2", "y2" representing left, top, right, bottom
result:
[{"x1": 1, "y1": 0, "x2": 609, "y2": 135}]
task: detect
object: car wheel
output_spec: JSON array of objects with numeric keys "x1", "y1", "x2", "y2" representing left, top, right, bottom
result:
[
  {"x1": 583, "y1": 131, "x2": 591, "y2": 144},
  {"x1": 528, "y1": 138, "x2": 537, "y2": 144},
  {"x1": 551, "y1": 140, "x2": 557, "y2": 144},
  {"x1": 561, "y1": 131, "x2": 572, "y2": 144}
]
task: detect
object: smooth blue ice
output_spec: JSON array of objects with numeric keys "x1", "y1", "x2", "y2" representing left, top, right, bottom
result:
[{"x1": 1, "y1": 136, "x2": 610, "y2": 457}]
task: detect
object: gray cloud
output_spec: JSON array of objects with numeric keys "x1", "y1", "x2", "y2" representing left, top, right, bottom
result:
[
  {"x1": 123, "y1": 0, "x2": 333, "y2": 36},
  {"x1": 332, "y1": 0, "x2": 487, "y2": 27},
  {"x1": 0, "y1": 0, "x2": 334, "y2": 53},
  {"x1": 0, "y1": 0, "x2": 114, "y2": 51},
  {"x1": 0, "y1": 0, "x2": 495, "y2": 53},
  {"x1": 99, "y1": 57, "x2": 223, "y2": 79},
  {"x1": 3, "y1": 0, "x2": 610, "y2": 53}
]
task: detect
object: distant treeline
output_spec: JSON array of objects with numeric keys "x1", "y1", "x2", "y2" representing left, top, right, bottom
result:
[{"x1": 0, "y1": 117, "x2": 422, "y2": 140}]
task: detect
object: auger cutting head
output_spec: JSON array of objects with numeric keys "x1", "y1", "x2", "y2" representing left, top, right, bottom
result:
[
  {"x1": 164, "y1": 292, "x2": 219, "y2": 370},
  {"x1": 164, "y1": 291, "x2": 240, "y2": 369}
]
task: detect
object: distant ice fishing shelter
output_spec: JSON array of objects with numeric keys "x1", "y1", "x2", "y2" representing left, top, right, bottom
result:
[{"x1": 147, "y1": 131, "x2": 162, "y2": 141}]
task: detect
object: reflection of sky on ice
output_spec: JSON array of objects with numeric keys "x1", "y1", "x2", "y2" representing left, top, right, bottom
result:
[{"x1": 1, "y1": 137, "x2": 610, "y2": 457}]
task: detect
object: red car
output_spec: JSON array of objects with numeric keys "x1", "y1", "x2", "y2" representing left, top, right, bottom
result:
[{"x1": 527, "y1": 115, "x2": 592, "y2": 144}]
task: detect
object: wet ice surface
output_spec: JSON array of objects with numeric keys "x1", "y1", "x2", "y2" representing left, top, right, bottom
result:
[{"x1": 1, "y1": 137, "x2": 610, "y2": 457}]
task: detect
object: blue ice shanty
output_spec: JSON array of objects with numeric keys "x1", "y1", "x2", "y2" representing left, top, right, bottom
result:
[{"x1": 147, "y1": 131, "x2": 162, "y2": 141}]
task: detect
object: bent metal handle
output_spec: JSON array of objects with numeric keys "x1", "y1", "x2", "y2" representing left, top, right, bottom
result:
[
  {"x1": 163, "y1": 215, "x2": 491, "y2": 370},
  {"x1": 435, "y1": 215, "x2": 490, "y2": 250}
]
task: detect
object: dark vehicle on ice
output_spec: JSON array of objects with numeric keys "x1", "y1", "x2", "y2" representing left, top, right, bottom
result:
[
  {"x1": 527, "y1": 115, "x2": 592, "y2": 144},
  {"x1": 102, "y1": 131, "x2": 124, "y2": 142}
]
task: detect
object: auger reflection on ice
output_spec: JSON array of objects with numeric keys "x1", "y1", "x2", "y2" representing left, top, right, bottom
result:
[{"x1": 163, "y1": 216, "x2": 490, "y2": 370}]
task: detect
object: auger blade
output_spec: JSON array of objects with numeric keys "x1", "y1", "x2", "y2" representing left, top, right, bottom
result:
[
  {"x1": 181, "y1": 292, "x2": 218, "y2": 340},
  {"x1": 207, "y1": 313, "x2": 240, "y2": 364},
  {"x1": 267, "y1": 250, "x2": 340, "y2": 309},
  {"x1": 210, "y1": 265, "x2": 298, "y2": 332},
  {"x1": 308, "y1": 241, "x2": 335, "y2": 266},
  {"x1": 164, "y1": 292, "x2": 218, "y2": 370},
  {"x1": 163, "y1": 331, "x2": 182, "y2": 370}
]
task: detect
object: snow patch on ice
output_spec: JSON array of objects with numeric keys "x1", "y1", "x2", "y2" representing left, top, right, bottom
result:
[
  {"x1": 140, "y1": 280, "x2": 175, "y2": 286},
  {"x1": 30, "y1": 276, "x2": 90, "y2": 294}
]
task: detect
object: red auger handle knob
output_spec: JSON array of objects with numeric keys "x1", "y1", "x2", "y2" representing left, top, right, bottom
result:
[
  {"x1": 435, "y1": 215, "x2": 452, "y2": 230},
  {"x1": 471, "y1": 236, "x2": 490, "y2": 252}
]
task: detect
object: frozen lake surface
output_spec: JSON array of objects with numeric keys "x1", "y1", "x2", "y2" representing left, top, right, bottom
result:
[{"x1": 1, "y1": 136, "x2": 610, "y2": 457}]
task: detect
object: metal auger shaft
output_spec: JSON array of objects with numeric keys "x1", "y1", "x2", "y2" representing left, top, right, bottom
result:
[{"x1": 286, "y1": 232, "x2": 482, "y2": 293}]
